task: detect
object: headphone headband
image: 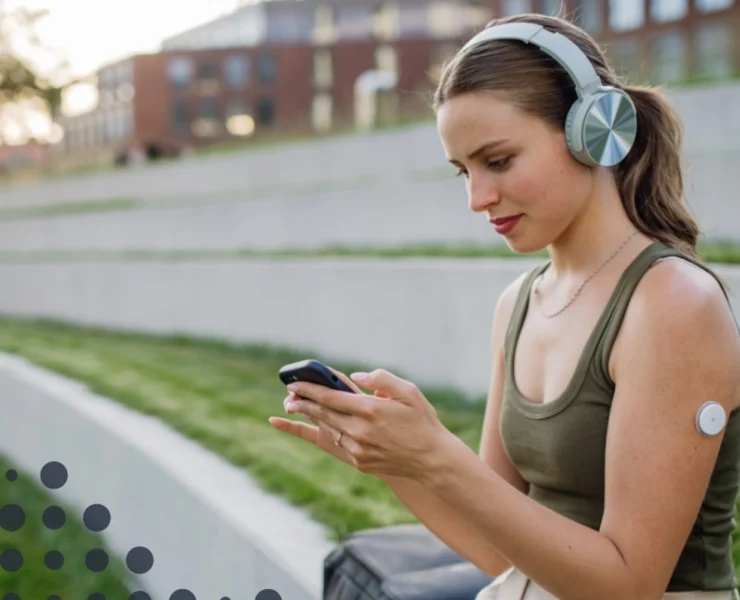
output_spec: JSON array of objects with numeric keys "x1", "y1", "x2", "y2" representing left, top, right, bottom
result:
[
  {"x1": 456, "y1": 21, "x2": 638, "y2": 167},
  {"x1": 460, "y1": 23, "x2": 602, "y2": 97}
]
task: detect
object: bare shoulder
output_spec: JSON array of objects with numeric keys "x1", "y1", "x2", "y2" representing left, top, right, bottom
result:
[
  {"x1": 630, "y1": 256, "x2": 736, "y2": 331},
  {"x1": 491, "y1": 267, "x2": 535, "y2": 347},
  {"x1": 614, "y1": 256, "x2": 740, "y2": 407}
]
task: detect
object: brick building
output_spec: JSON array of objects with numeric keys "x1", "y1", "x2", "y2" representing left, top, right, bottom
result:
[
  {"x1": 55, "y1": 0, "x2": 739, "y2": 163},
  {"x1": 55, "y1": 0, "x2": 492, "y2": 161},
  {"x1": 494, "y1": 0, "x2": 739, "y2": 85}
]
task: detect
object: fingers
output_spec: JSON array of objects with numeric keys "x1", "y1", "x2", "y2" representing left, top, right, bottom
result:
[
  {"x1": 326, "y1": 366, "x2": 364, "y2": 394},
  {"x1": 286, "y1": 380, "x2": 372, "y2": 417},
  {"x1": 292, "y1": 397, "x2": 353, "y2": 432},
  {"x1": 350, "y1": 369, "x2": 423, "y2": 406},
  {"x1": 268, "y1": 417, "x2": 318, "y2": 444}
]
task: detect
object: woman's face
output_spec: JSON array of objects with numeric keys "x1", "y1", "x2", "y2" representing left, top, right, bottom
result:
[{"x1": 436, "y1": 91, "x2": 594, "y2": 254}]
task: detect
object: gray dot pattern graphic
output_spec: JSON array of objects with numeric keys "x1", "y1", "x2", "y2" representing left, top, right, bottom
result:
[
  {"x1": 0, "y1": 548, "x2": 23, "y2": 572},
  {"x1": 44, "y1": 550, "x2": 64, "y2": 570},
  {"x1": 85, "y1": 548, "x2": 109, "y2": 572},
  {"x1": 42, "y1": 506, "x2": 66, "y2": 529},
  {"x1": 126, "y1": 546, "x2": 154, "y2": 574},
  {"x1": 0, "y1": 460, "x2": 282, "y2": 599},
  {"x1": 0, "y1": 504, "x2": 25, "y2": 531},
  {"x1": 83, "y1": 504, "x2": 111, "y2": 532},
  {"x1": 40, "y1": 462, "x2": 68, "y2": 490}
]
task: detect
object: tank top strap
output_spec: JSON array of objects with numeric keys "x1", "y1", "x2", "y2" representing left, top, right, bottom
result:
[
  {"x1": 504, "y1": 262, "x2": 550, "y2": 355},
  {"x1": 592, "y1": 241, "x2": 739, "y2": 390}
]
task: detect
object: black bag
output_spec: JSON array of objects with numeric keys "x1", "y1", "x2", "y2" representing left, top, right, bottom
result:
[{"x1": 322, "y1": 523, "x2": 494, "y2": 600}]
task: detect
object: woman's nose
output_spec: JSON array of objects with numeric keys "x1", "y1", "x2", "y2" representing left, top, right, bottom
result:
[{"x1": 468, "y1": 177, "x2": 502, "y2": 213}]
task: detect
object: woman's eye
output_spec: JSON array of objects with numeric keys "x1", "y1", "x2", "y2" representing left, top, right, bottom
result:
[
  {"x1": 455, "y1": 167, "x2": 469, "y2": 178},
  {"x1": 488, "y1": 157, "x2": 512, "y2": 170}
]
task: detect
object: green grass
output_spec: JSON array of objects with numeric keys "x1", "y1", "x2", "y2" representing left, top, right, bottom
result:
[
  {"x1": 0, "y1": 197, "x2": 142, "y2": 222},
  {"x1": 0, "y1": 318, "x2": 486, "y2": 543},
  {"x1": 2, "y1": 239, "x2": 740, "y2": 265},
  {"x1": 0, "y1": 317, "x2": 737, "y2": 587},
  {"x1": 0, "y1": 455, "x2": 133, "y2": 598}
]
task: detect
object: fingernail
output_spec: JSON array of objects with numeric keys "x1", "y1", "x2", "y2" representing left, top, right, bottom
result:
[
  {"x1": 285, "y1": 401, "x2": 299, "y2": 414},
  {"x1": 287, "y1": 383, "x2": 298, "y2": 392},
  {"x1": 351, "y1": 372, "x2": 368, "y2": 382}
]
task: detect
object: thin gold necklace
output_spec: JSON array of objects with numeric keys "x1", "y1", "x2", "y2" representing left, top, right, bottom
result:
[{"x1": 532, "y1": 230, "x2": 639, "y2": 318}]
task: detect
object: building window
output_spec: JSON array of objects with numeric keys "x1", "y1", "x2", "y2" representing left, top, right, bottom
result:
[
  {"x1": 225, "y1": 99, "x2": 255, "y2": 136},
  {"x1": 375, "y1": 45, "x2": 398, "y2": 75},
  {"x1": 258, "y1": 54, "x2": 276, "y2": 84},
  {"x1": 192, "y1": 98, "x2": 221, "y2": 137},
  {"x1": 313, "y1": 49, "x2": 333, "y2": 88},
  {"x1": 257, "y1": 98, "x2": 275, "y2": 126},
  {"x1": 199, "y1": 98, "x2": 218, "y2": 120},
  {"x1": 695, "y1": 0, "x2": 734, "y2": 11},
  {"x1": 429, "y1": 1, "x2": 465, "y2": 38},
  {"x1": 171, "y1": 100, "x2": 189, "y2": 133},
  {"x1": 695, "y1": 21, "x2": 734, "y2": 79},
  {"x1": 466, "y1": 3, "x2": 493, "y2": 30},
  {"x1": 398, "y1": 3, "x2": 429, "y2": 36},
  {"x1": 267, "y1": 11, "x2": 314, "y2": 42},
  {"x1": 226, "y1": 98, "x2": 248, "y2": 119},
  {"x1": 313, "y1": 5, "x2": 336, "y2": 44},
  {"x1": 609, "y1": 0, "x2": 644, "y2": 31},
  {"x1": 537, "y1": 0, "x2": 561, "y2": 15},
  {"x1": 198, "y1": 59, "x2": 219, "y2": 82},
  {"x1": 573, "y1": 0, "x2": 602, "y2": 33},
  {"x1": 502, "y1": 0, "x2": 531, "y2": 15},
  {"x1": 335, "y1": 5, "x2": 373, "y2": 39},
  {"x1": 373, "y1": 2, "x2": 399, "y2": 40},
  {"x1": 650, "y1": 31, "x2": 687, "y2": 84},
  {"x1": 312, "y1": 92, "x2": 333, "y2": 132},
  {"x1": 167, "y1": 57, "x2": 193, "y2": 88},
  {"x1": 224, "y1": 55, "x2": 249, "y2": 87},
  {"x1": 650, "y1": 0, "x2": 688, "y2": 22}
]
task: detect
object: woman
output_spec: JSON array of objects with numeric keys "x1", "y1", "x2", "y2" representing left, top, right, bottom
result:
[{"x1": 269, "y1": 13, "x2": 740, "y2": 600}]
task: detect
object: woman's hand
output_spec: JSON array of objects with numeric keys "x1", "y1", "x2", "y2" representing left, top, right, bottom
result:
[
  {"x1": 269, "y1": 367, "x2": 362, "y2": 467},
  {"x1": 269, "y1": 366, "x2": 454, "y2": 481}
]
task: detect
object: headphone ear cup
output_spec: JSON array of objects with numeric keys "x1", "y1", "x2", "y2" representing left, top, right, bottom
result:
[
  {"x1": 581, "y1": 89, "x2": 638, "y2": 167},
  {"x1": 564, "y1": 98, "x2": 594, "y2": 166}
]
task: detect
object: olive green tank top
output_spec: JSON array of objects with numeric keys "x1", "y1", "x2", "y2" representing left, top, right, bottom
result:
[{"x1": 500, "y1": 241, "x2": 740, "y2": 592}]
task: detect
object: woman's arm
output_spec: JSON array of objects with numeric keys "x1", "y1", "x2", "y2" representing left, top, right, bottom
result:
[
  {"x1": 378, "y1": 274, "x2": 530, "y2": 577},
  {"x1": 418, "y1": 260, "x2": 740, "y2": 600}
]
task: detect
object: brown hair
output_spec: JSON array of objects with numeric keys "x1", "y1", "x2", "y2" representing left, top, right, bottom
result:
[{"x1": 433, "y1": 13, "x2": 701, "y2": 259}]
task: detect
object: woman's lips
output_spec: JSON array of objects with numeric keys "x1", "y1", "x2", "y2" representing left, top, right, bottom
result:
[{"x1": 490, "y1": 214, "x2": 523, "y2": 235}]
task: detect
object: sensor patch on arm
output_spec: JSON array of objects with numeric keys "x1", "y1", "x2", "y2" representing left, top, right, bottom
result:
[{"x1": 696, "y1": 401, "x2": 727, "y2": 437}]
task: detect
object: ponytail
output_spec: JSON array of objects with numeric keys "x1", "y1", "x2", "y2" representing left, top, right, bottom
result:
[{"x1": 615, "y1": 85, "x2": 701, "y2": 259}]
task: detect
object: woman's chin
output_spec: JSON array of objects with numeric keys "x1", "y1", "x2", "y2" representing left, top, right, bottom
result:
[{"x1": 502, "y1": 237, "x2": 545, "y2": 256}]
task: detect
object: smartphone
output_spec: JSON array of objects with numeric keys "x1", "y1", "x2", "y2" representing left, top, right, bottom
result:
[{"x1": 278, "y1": 359, "x2": 354, "y2": 393}]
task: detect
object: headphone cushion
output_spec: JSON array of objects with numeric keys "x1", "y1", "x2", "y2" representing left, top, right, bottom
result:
[{"x1": 564, "y1": 99, "x2": 583, "y2": 159}]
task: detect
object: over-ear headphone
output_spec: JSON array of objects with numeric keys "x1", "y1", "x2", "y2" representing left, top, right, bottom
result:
[{"x1": 459, "y1": 22, "x2": 638, "y2": 168}]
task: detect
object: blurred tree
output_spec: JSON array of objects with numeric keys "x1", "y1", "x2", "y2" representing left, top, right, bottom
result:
[{"x1": 0, "y1": 0, "x2": 72, "y2": 120}]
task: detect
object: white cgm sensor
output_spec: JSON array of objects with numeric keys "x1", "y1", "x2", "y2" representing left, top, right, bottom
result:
[{"x1": 696, "y1": 401, "x2": 727, "y2": 437}]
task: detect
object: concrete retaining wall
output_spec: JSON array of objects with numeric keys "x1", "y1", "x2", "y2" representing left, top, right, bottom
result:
[
  {"x1": 0, "y1": 82, "x2": 737, "y2": 252},
  {"x1": 0, "y1": 137, "x2": 736, "y2": 253},
  {"x1": 0, "y1": 351, "x2": 335, "y2": 600},
  {"x1": 2, "y1": 257, "x2": 739, "y2": 399},
  {"x1": 1, "y1": 81, "x2": 739, "y2": 209}
]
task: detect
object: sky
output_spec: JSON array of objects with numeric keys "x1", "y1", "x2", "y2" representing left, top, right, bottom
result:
[
  {"x1": 8, "y1": 0, "x2": 243, "y2": 77},
  {"x1": 3, "y1": 0, "x2": 246, "y2": 138}
]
